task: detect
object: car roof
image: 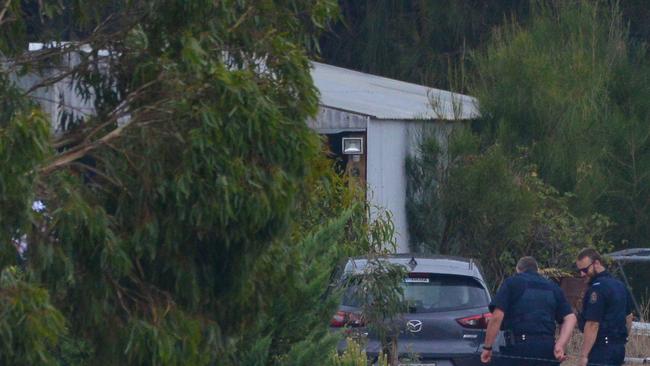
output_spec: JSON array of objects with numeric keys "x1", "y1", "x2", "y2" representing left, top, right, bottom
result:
[{"x1": 343, "y1": 254, "x2": 486, "y2": 280}]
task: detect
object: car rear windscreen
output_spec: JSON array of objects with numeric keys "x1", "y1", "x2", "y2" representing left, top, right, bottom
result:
[
  {"x1": 342, "y1": 273, "x2": 489, "y2": 313},
  {"x1": 402, "y1": 274, "x2": 489, "y2": 312}
]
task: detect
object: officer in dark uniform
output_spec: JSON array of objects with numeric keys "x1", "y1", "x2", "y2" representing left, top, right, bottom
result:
[
  {"x1": 481, "y1": 256, "x2": 576, "y2": 365},
  {"x1": 576, "y1": 248, "x2": 634, "y2": 366}
]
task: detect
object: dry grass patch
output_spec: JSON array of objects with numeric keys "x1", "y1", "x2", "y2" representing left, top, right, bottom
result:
[{"x1": 561, "y1": 331, "x2": 650, "y2": 365}]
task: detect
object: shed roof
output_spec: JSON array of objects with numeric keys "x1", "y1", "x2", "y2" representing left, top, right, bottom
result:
[{"x1": 311, "y1": 62, "x2": 480, "y2": 121}]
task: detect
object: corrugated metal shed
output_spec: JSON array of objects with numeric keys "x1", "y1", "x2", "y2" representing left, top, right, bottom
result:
[{"x1": 312, "y1": 61, "x2": 479, "y2": 121}]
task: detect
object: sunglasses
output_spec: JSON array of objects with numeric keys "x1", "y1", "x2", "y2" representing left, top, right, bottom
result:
[{"x1": 577, "y1": 261, "x2": 594, "y2": 274}]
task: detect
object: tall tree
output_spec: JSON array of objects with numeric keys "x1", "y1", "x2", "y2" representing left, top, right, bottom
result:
[
  {"x1": 0, "y1": 1, "x2": 382, "y2": 365},
  {"x1": 472, "y1": 0, "x2": 650, "y2": 247},
  {"x1": 319, "y1": 0, "x2": 531, "y2": 91}
]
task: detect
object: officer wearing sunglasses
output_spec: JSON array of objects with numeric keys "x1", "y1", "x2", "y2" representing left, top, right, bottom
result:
[{"x1": 575, "y1": 248, "x2": 635, "y2": 366}]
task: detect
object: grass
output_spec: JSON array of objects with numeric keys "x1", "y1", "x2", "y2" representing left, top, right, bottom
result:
[
  {"x1": 563, "y1": 300, "x2": 650, "y2": 365},
  {"x1": 561, "y1": 332, "x2": 650, "y2": 365}
]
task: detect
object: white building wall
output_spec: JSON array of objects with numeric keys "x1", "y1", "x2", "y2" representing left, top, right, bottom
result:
[
  {"x1": 14, "y1": 74, "x2": 94, "y2": 134},
  {"x1": 367, "y1": 119, "x2": 457, "y2": 253},
  {"x1": 367, "y1": 120, "x2": 416, "y2": 253},
  {"x1": 11, "y1": 50, "x2": 98, "y2": 134}
]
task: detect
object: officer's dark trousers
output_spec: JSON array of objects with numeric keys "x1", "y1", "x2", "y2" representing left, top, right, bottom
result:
[
  {"x1": 497, "y1": 340, "x2": 559, "y2": 366},
  {"x1": 588, "y1": 343, "x2": 625, "y2": 366}
]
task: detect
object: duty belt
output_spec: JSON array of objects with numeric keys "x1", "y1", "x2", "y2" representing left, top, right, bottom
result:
[
  {"x1": 595, "y1": 335, "x2": 627, "y2": 345},
  {"x1": 504, "y1": 331, "x2": 555, "y2": 345}
]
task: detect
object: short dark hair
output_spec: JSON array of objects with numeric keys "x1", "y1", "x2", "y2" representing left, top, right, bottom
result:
[
  {"x1": 516, "y1": 256, "x2": 538, "y2": 272},
  {"x1": 577, "y1": 248, "x2": 602, "y2": 262}
]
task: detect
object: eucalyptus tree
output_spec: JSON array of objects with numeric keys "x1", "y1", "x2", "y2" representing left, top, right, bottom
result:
[{"x1": 0, "y1": 1, "x2": 378, "y2": 365}]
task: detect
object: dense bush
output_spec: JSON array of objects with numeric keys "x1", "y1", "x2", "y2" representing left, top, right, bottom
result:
[
  {"x1": 407, "y1": 129, "x2": 612, "y2": 287},
  {"x1": 472, "y1": 1, "x2": 650, "y2": 247}
]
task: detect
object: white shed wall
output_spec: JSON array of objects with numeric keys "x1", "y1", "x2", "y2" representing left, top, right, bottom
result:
[
  {"x1": 367, "y1": 120, "x2": 417, "y2": 252},
  {"x1": 367, "y1": 120, "x2": 457, "y2": 253},
  {"x1": 11, "y1": 53, "x2": 95, "y2": 134}
]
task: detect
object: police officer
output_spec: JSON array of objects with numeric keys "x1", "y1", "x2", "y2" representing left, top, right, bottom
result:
[
  {"x1": 481, "y1": 256, "x2": 577, "y2": 365},
  {"x1": 576, "y1": 248, "x2": 634, "y2": 366}
]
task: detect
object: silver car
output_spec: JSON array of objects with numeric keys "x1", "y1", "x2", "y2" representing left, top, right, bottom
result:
[{"x1": 331, "y1": 255, "x2": 498, "y2": 366}]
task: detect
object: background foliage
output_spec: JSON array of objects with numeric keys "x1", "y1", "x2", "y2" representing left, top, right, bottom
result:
[
  {"x1": 396, "y1": 1, "x2": 650, "y2": 292},
  {"x1": 406, "y1": 129, "x2": 612, "y2": 287},
  {"x1": 324, "y1": 0, "x2": 650, "y2": 258},
  {"x1": 472, "y1": 1, "x2": 650, "y2": 248}
]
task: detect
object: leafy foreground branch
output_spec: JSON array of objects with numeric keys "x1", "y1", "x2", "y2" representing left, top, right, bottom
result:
[{"x1": 0, "y1": 1, "x2": 405, "y2": 365}]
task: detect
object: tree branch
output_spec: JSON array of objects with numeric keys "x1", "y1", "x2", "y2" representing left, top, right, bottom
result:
[
  {"x1": 41, "y1": 122, "x2": 129, "y2": 174},
  {"x1": 0, "y1": 0, "x2": 12, "y2": 25}
]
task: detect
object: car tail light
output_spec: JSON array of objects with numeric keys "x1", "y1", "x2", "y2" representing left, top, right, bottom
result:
[
  {"x1": 456, "y1": 312, "x2": 492, "y2": 329},
  {"x1": 330, "y1": 310, "x2": 364, "y2": 328}
]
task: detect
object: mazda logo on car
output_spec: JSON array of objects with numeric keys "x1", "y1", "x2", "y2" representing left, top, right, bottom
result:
[{"x1": 406, "y1": 319, "x2": 422, "y2": 333}]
